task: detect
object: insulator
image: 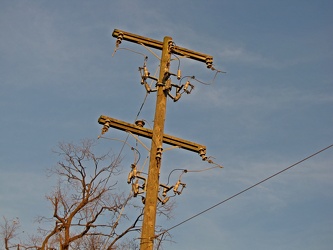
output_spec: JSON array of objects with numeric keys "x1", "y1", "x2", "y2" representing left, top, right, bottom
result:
[
  {"x1": 177, "y1": 69, "x2": 181, "y2": 80},
  {"x1": 164, "y1": 80, "x2": 172, "y2": 91},
  {"x1": 174, "y1": 92, "x2": 181, "y2": 102},
  {"x1": 173, "y1": 180, "x2": 180, "y2": 194},
  {"x1": 135, "y1": 120, "x2": 145, "y2": 127},
  {"x1": 156, "y1": 147, "x2": 163, "y2": 160},
  {"x1": 101, "y1": 121, "x2": 110, "y2": 134},
  {"x1": 143, "y1": 66, "x2": 150, "y2": 78},
  {"x1": 199, "y1": 148, "x2": 207, "y2": 161},
  {"x1": 161, "y1": 197, "x2": 170, "y2": 204},
  {"x1": 179, "y1": 183, "x2": 186, "y2": 194},
  {"x1": 144, "y1": 81, "x2": 151, "y2": 92},
  {"x1": 184, "y1": 81, "x2": 190, "y2": 92},
  {"x1": 184, "y1": 82, "x2": 194, "y2": 94},
  {"x1": 132, "y1": 181, "x2": 139, "y2": 197},
  {"x1": 173, "y1": 180, "x2": 186, "y2": 195},
  {"x1": 160, "y1": 184, "x2": 172, "y2": 196},
  {"x1": 127, "y1": 164, "x2": 137, "y2": 184},
  {"x1": 127, "y1": 172, "x2": 133, "y2": 184},
  {"x1": 168, "y1": 40, "x2": 175, "y2": 51},
  {"x1": 116, "y1": 33, "x2": 124, "y2": 47},
  {"x1": 206, "y1": 57, "x2": 213, "y2": 69}
]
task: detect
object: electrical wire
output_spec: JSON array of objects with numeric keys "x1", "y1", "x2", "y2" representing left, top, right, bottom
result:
[
  {"x1": 177, "y1": 68, "x2": 224, "y2": 87},
  {"x1": 135, "y1": 92, "x2": 149, "y2": 119},
  {"x1": 156, "y1": 143, "x2": 333, "y2": 238},
  {"x1": 140, "y1": 43, "x2": 161, "y2": 60},
  {"x1": 113, "y1": 47, "x2": 148, "y2": 59},
  {"x1": 136, "y1": 65, "x2": 159, "y2": 119},
  {"x1": 179, "y1": 75, "x2": 195, "y2": 84},
  {"x1": 191, "y1": 71, "x2": 222, "y2": 86},
  {"x1": 140, "y1": 155, "x2": 150, "y2": 173},
  {"x1": 166, "y1": 168, "x2": 187, "y2": 186},
  {"x1": 98, "y1": 69, "x2": 151, "y2": 187},
  {"x1": 165, "y1": 162, "x2": 223, "y2": 187}
]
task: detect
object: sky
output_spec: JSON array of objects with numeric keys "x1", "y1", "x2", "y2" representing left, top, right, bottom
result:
[{"x1": 1, "y1": 0, "x2": 332, "y2": 249}]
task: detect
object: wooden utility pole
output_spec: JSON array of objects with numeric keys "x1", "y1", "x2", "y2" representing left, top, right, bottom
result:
[
  {"x1": 140, "y1": 36, "x2": 171, "y2": 249},
  {"x1": 99, "y1": 29, "x2": 214, "y2": 250}
]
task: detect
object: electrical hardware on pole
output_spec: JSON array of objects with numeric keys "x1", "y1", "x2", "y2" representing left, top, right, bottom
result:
[{"x1": 98, "y1": 29, "x2": 219, "y2": 250}]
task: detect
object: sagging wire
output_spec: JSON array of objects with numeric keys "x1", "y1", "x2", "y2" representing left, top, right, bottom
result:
[
  {"x1": 173, "y1": 165, "x2": 221, "y2": 196},
  {"x1": 164, "y1": 70, "x2": 223, "y2": 102},
  {"x1": 192, "y1": 68, "x2": 224, "y2": 86},
  {"x1": 113, "y1": 47, "x2": 148, "y2": 59},
  {"x1": 166, "y1": 168, "x2": 187, "y2": 186},
  {"x1": 161, "y1": 162, "x2": 223, "y2": 201},
  {"x1": 156, "y1": 146, "x2": 224, "y2": 204},
  {"x1": 155, "y1": 143, "x2": 333, "y2": 239}
]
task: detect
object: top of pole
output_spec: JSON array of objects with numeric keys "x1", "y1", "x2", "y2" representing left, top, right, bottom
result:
[{"x1": 112, "y1": 29, "x2": 213, "y2": 64}]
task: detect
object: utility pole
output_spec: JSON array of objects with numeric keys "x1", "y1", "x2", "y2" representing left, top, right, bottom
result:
[
  {"x1": 98, "y1": 29, "x2": 214, "y2": 250},
  {"x1": 140, "y1": 35, "x2": 171, "y2": 249}
]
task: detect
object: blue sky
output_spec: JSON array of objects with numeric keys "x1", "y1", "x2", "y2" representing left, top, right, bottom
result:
[{"x1": 1, "y1": 0, "x2": 332, "y2": 249}]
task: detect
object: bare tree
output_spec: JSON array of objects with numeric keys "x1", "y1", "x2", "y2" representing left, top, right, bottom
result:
[
  {"x1": 0, "y1": 217, "x2": 20, "y2": 250},
  {"x1": 36, "y1": 139, "x2": 143, "y2": 250},
  {"x1": 2, "y1": 139, "x2": 174, "y2": 249}
]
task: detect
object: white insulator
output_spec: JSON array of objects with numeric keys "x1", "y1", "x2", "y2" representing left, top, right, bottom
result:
[{"x1": 177, "y1": 69, "x2": 181, "y2": 80}]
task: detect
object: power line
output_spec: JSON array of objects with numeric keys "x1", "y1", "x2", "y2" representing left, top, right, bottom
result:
[{"x1": 156, "y1": 143, "x2": 333, "y2": 237}]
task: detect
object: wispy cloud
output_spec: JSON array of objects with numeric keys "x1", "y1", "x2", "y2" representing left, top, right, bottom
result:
[{"x1": 222, "y1": 46, "x2": 274, "y2": 66}]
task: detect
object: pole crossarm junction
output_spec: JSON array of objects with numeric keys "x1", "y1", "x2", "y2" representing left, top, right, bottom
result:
[
  {"x1": 98, "y1": 115, "x2": 206, "y2": 155},
  {"x1": 112, "y1": 29, "x2": 213, "y2": 64}
]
